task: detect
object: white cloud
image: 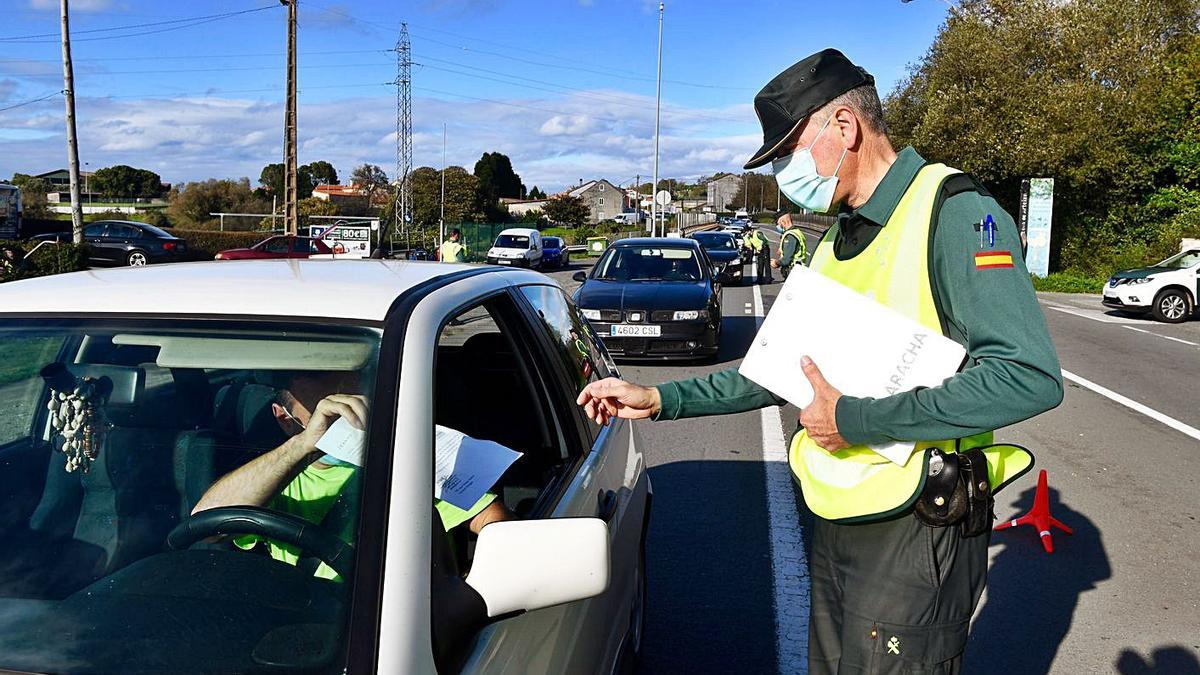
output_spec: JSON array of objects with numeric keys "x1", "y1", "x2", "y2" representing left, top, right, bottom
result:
[{"x1": 0, "y1": 87, "x2": 760, "y2": 192}]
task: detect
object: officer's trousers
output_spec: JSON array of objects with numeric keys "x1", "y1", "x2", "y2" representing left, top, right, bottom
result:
[{"x1": 808, "y1": 512, "x2": 990, "y2": 675}]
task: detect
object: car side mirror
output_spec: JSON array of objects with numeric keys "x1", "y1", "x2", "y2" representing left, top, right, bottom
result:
[
  {"x1": 466, "y1": 518, "x2": 610, "y2": 617},
  {"x1": 572, "y1": 271, "x2": 588, "y2": 282}
]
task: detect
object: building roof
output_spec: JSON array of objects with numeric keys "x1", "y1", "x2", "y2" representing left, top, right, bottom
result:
[
  {"x1": 0, "y1": 259, "x2": 499, "y2": 322},
  {"x1": 706, "y1": 173, "x2": 741, "y2": 184},
  {"x1": 35, "y1": 169, "x2": 94, "y2": 179}
]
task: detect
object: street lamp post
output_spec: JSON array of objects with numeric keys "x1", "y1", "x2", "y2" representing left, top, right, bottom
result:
[{"x1": 650, "y1": 2, "x2": 664, "y2": 237}]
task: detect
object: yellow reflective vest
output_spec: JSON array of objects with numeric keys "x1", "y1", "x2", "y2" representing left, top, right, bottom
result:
[
  {"x1": 440, "y1": 240, "x2": 466, "y2": 263},
  {"x1": 780, "y1": 227, "x2": 807, "y2": 267},
  {"x1": 746, "y1": 231, "x2": 765, "y2": 253},
  {"x1": 789, "y1": 163, "x2": 1033, "y2": 523}
]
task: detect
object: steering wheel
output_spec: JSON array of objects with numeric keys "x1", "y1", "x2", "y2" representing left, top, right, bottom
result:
[{"x1": 167, "y1": 506, "x2": 355, "y2": 580}]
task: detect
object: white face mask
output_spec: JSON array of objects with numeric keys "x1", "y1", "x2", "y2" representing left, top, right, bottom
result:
[{"x1": 771, "y1": 115, "x2": 847, "y2": 214}]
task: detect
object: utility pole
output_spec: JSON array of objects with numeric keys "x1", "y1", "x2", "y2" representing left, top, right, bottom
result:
[
  {"x1": 651, "y1": 2, "x2": 664, "y2": 237},
  {"x1": 759, "y1": 181, "x2": 764, "y2": 213},
  {"x1": 282, "y1": 0, "x2": 298, "y2": 235},
  {"x1": 439, "y1": 122, "x2": 446, "y2": 248},
  {"x1": 59, "y1": 0, "x2": 83, "y2": 243}
]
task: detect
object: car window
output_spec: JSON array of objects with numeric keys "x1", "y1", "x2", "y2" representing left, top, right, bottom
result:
[
  {"x1": 107, "y1": 224, "x2": 140, "y2": 239},
  {"x1": 83, "y1": 224, "x2": 106, "y2": 238},
  {"x1": 293, "y1": 237, "x2": 317, "y2": 253},
  {"x1": 594, "y1": 246, "x2": 703, "y2": 281},
  {"x1": 494, "y1": 234, "x2": 530, "y2": 248},
  {"x1": 262, "y1": 237, "x2": 290, "y2": 253},
  {"x1": 1159, "y1": 250, "x2": 1200, "y2": 268},
  {"x1": 434, "y1": 294, "x2": 584, "y2": 528},
  {"x1": 519, "y1": 285, "x2": 614, "y2": 446},
  {"x1": 0, "y1": 335, "x2": 67, "y2": 445},
  {"x1": 0, "y1": 320, "x2": 380, "y2": 673}
]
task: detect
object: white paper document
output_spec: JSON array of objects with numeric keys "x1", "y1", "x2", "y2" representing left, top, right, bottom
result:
[
  {"x1": 434, "y1": 425, "x2": 523, "y2": 511},
  {"x1": 738, "y1": 266, "x2": 967, "y2": 465},
  {"x1": 315, "y1": 417, "x2": 367, "y2": 466}
]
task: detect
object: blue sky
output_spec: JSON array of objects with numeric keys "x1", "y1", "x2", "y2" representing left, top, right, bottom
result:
[{"x1": 0, "y1": 0, "x2": 950, "y2": 192}]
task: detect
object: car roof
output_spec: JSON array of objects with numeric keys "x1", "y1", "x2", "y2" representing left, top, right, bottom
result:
[
  {"x1": 93, "y1": 220, "x2": 149, "y2": 227},
  {"x1": 0, "y1": 260, "x2": 523, "y2": 322},
  {"x1": 499, "y1": 227, "x2": 537, "y2": 236}
]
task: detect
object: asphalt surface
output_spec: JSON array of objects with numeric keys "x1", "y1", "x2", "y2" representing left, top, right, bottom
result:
[{"x1": 547, "y1": 227, "x2": 1200, "y2": 675}]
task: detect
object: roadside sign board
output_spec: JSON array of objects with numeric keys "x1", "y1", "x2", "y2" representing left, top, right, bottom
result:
[
  {"x1": 308, "y1": 223, "x2": 371, "y2": 258},
  {"x1": 1024, "y1": 178, "x2": 1054, "y2": 278},
  {"x1": 655, "y1": 190, "x2": 672, "y2": 206}
]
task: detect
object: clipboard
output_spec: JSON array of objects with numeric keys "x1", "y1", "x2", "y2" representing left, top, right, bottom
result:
[{"x1": 739, "y1": 266, "x2": 967, "y2": 465}]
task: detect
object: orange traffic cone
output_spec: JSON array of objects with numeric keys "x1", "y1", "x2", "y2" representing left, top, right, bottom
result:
[{"x1": 993, "y1": 469, "x2": 1073, "y2": 553}]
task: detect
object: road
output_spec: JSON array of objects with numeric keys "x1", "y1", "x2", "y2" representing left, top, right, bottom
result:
[{"x1": 547, "y1": 227, "x2": 1200, "y2": 674}]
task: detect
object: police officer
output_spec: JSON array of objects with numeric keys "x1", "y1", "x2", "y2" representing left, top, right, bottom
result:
[
  {"x1": 772, "y1": 212, "x2": 808, "y2": 279},
  {"x1": 576, "y1": 48, "x2": 1063, "y2": 673},
  {"x1": 439, "y1": 228, "x2": 467, "y2": 263},
  {"x1": 745, "y1": 225, "x2": 772, "y2": 284}
]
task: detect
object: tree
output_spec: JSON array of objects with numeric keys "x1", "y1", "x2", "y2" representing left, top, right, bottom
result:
[
  {"x1": 90, "y1": 165, "x2": 166, "y2": 200},
  {"x1": 517, "y1": 209, "x2": 546, "y2": 224},
  {"x1": 258, "y1": 162, "x2": 321, "y2": 200},
  {"x1": 527, "y1": 186, "x2": 546, "y2": 200},
  {"x1": 884, "y1": 0, "x2": 1200, "y2": 274},
  {"x1": 474, "y1": 151, "x2": 525, "y2": 218},
  {"x1": 167, "y1": 178, "x2": 269, "y2": 229},
  {"x1": 543, "y1": 194, "x2": 589, "y2": 226},
  {"x1": 304, "y1": 160, "x2": 338, "y2": 189},
  {"x1": 10, "y1": 174, "x2": 51, "y2": 219},
  {"x1": 410, "y1": 165, "x2": 484, "y2": 227},
  {"x1": 351, "y1": 163, "x2": 389, "y2": 206}
]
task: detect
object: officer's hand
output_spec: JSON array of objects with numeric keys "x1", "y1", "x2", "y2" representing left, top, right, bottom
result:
[
  {"x1": 770, "y1": 258, "x2": 780, "y2": 269},
  {"x1": 799, "y1": 357, "x2": 849, "y2": 452},
  {"x1": 576, "y1": 378, "x2": 661, "y2": 426},
  {"x1": 303, "y1": 394, "x2": 369, "y2": 451}
]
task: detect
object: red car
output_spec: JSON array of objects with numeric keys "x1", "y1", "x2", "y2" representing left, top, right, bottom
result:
[{"x1": 214, "y1": 235, "x2": 333, "y2": 260}]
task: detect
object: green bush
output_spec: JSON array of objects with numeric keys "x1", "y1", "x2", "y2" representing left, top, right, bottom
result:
[
  {"x1": 571, "y1": 227, "x2": 597, "y2": 245},
  {"x1": 0, "y1": 240, "x2": 90, "y2": 282},
  {"x1": 173, "y1": 229, "x2": 268, "y2": 261},
  {"x1": 1031, "y1": 272, "x2": 1106, "y2": 294}
]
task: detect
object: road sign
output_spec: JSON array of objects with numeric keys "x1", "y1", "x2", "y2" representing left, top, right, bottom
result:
[
  {"x1": 655, "y1": 190, "x2": 672, "y2": 206},
  {"x1": 1024, "y1": 178, "x2": 1054, "y2": 278}
]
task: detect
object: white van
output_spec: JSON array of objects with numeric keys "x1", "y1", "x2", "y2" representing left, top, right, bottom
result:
[{"x1": 486, "y1": 227, "x2": 543, "y2": 268}]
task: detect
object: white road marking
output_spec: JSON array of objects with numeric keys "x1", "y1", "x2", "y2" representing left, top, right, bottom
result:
[
  {"x1": 1046, "y1": 304, "x2": 1136, "y2": 324},
  {"x1": 1122, "y1": 325, "x2": 1200, "y2": 347},
  {"x1": 1062, "y1": 369, "x2": 1200, "y2": 442},
  {"x1": 752, "y1": 283, "x2": 809, "y2": 673}
]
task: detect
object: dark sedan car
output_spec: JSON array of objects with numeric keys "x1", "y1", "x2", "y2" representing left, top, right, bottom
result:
[
  {"x1": 215, "y1": 235, "x2": 333, "y2": 260},
  {"x1": 690, "y1": 230, "x2": 744, "y2": 284},
  {"x1": 573, "y1": 238, "x2": 723, "y2": 360},
  {"x1": 34, "y1": 220, "x2": 186, "y2": 267},
  {"x1": 541, "y1": 236, "x2": 567, "y2": 268}
]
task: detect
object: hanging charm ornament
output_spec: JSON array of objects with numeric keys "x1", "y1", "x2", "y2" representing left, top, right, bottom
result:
[{"x1": 43, "y1": 370, "x2": 110, "y2": 474}]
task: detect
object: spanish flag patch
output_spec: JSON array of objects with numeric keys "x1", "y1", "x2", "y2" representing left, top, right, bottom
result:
[{"x1": 975, "y1": 250, "x2": 1014, "y2": 269}]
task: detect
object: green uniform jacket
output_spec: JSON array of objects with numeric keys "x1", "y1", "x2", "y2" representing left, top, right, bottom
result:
[
  {"x1": 655, "y1": 147, "x2": 1063, "y2": 446},
  {"x1": 780, "y1": 227, "x2": 808, "y2": 268}
]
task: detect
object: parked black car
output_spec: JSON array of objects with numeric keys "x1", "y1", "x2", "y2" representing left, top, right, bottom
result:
[
  {"x1": 572, "y1": 237, "x2": 724, "y2": 361},
  {"x1": 689, "y1": 230, "x2": 744, "y2": 284},
  {"x1": 34, "y1": 220, "x2": 187, "y2": 267}
]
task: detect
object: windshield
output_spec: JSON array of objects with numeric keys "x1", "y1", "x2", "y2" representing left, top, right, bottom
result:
[
  {"x1": 543, "y1": 237, "x2": 561, "y2": 248},
  {"x1": 1156, "y1": 250, "x2": 1200, "y2": 269},
  {"x1": 593, "y1": 246, "x2": 703, "y2": 282},
  {"x1": 494, "y1": 234, "x2": 531, "y2": 249},
  {"x1": 693, "y1": 233, "x2": 735, "y2": 251},
  {"x1": 0, "y1": 320, "x2": 380, "y2": 673}
]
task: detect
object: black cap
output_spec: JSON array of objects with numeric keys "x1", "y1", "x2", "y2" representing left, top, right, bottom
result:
[{"x1": 743, "y1": 49, "x2": 874, "y2": 170}]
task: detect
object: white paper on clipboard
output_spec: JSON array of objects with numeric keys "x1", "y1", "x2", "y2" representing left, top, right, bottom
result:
[{"x1": 738, "y1": 266, "x2": 967, "y2": 465}]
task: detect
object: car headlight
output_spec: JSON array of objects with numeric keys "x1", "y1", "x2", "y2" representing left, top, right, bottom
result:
[
  {"x1": 581, "y1": 308, "x2": 602, "y2": 320},
  {"x1": 1130, "y1": 277, "x2": 1153, "y2": 284},
  {"x1": 673, "y1": 310, "x2": 707, "y2": 321}
]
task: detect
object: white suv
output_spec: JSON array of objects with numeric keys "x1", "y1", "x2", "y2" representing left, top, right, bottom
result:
[{"x1": 1103, "y1": 248, "x2": 1200, "y2": 323}]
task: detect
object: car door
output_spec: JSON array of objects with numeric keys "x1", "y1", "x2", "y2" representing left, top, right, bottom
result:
[
  {"x1": 82, "y1": 223, "x2": 111, "y2": 261},
  {"x1": 104, "y1": 223, "x2": 140, "y2": 262},
  {"x1": 444, "y1": 286, "x2": 646, "y2": 674}
]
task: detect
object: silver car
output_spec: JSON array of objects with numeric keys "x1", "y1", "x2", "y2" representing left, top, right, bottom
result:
[{"x1": 0, "y1": 260, "x2": 650, "y2": 673}]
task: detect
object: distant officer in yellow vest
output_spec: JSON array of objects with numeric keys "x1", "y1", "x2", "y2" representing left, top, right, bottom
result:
[
  {"x1": 439, "y1": 228, "x2": 467, "y2": 263},
  {"x1": 745, "y1": 226, "x2": 772, "y2": 284},
  {"x1": 771, "y1": 212, "x2": 808, "y2": 278},
  {"x1": 576, "y1": 49, "x2": 1063, "y2": 674}
]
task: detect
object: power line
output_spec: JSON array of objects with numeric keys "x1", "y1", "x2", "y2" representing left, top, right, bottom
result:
[
  {"x1": 0, "y1": 5, "x2": 281, "y2": 44},
  {"x1": 0, "y1": 49, "x2": 388, "y2": 64},
  {"x1": 0, "y1": 90, "x2": 61, "y2": 112}
]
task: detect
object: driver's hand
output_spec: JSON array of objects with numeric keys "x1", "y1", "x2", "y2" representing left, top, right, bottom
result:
[{"x1": 301, "y1": 394, "x2": 369, "y2": 452}]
